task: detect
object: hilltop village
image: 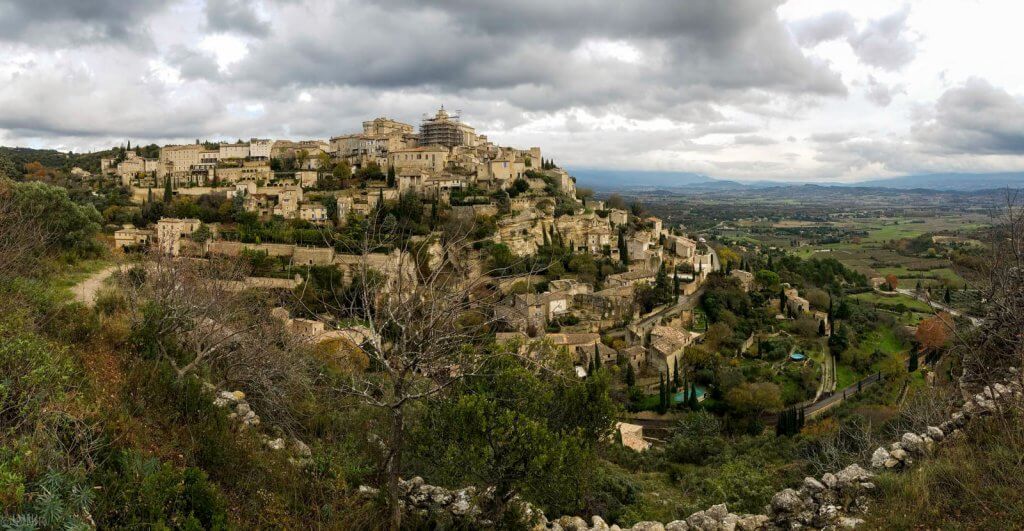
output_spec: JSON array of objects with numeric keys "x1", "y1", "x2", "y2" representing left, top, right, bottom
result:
[
  {"x1": 1, "y1": 107, "x2": 1003, "y2": 529},
  {"x1": 98, "y1": 108, "x2": 752, "y2": 402}
]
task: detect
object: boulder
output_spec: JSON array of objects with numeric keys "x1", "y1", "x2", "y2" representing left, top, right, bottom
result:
[
  {"x1": 291, "y1": 438, "x2": 312, "y2": 457},
  {"x1": 926, "y1": 426, "x2": 944, "y2": 441},
  {"x1": 266, "y1": 437, "x2": 285, "y2": 450},
  {"x1": 870, "y1": 447, "x2": 891, "y2": 468},
  {"x1": 803, "y1": 476, "x2": 826, "y2": 492},
  {"x1": 771, "y1": 488, "x2": 804, "y2": 514},
  {"x1": 685, "y1": 510, "x2": 716, "y2": 530},
  {"x1": 631, "y1": 522, "x2": 666, "y2": 531},
  {"x1": 736, "y1": 514, "x2": 769, "y2": 531},
  {"x1": 883, "y1": 458, "x2": 900, "y2": 468},
  {"x1": 901, "y1": 432, "x2": 924, "y2": 452},
  {"x1": 835, "y1": 464, "x2": 873, "y2": 486},
  {"x1": 591, "y1": 515, "x2": 610, "y2": 531},
  {"x1": 235, "y1": 401, "x2": 252, "y2": 417},
  {"x1": 890, "y1": 448, "x2": 908, "y2": 461},
  {"x1": 231, "y1": 390, "x2": 246, "y2": 401},
  {"x1": 821, "y1": 473, "x2": 838, "y2": 489},
  {"x1": 556, "y1": 516, "x2": 588, "y2": 531},
  {"x1": 665, "y1": 520, "x2": 690, "y2": 531},
  {"x1": 705, "y1": 503, "x2": 728, "y2": 521}
]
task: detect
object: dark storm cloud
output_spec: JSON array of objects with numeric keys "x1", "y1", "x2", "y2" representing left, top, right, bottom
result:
[
  {"x1": 205, "y1": 0, "x2": 270, "y2": 37},
  {"x1": 0, "y1": 0, "x2": 165, "y2": 46},
  {"x1": 228, "y1": 0, "x2": 846, "y2": 120},
  {"x1": 914, "y1": 78, "x2": 1024, "y2": 155}
]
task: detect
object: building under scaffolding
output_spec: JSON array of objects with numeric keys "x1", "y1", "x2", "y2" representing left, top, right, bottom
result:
[{"x1": 419, "y1": 107, "x2": 478, "y2": 148}]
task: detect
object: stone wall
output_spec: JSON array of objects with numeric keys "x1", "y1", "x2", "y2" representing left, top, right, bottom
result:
[{"x1": 365, "y1": 367, "x2": 1024, "y2": 530}]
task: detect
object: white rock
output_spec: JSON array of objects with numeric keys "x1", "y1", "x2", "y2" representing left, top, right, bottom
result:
[
  {"x1": 630, "y1": 522, "x2": 666, "y2": 531},
  {"x1": 926, "y1": 426, "x2": 944, "y2": 441},
  {"x1": 736, "y1": 515, "x2": 768, "y2": 531},
  {"x1": 706, "y1": 503, "x2": 728, "y2": 521},
  {"x1": 665, "y1": 519, "x2": 690, "y2": 531},
  {"x1": 591, "y1": 515, "x2": 610, "y2": 531},
  {"x1": 821, "y1": 473, "x2": 837, "y2": 489},
  {"x1": 771, "y1": 489, "x2": 804, "y2": 513},
  {"x1": 871, "y1": 447, "x2": 891, "y2": 468},
  {"x1": 803, "y1": 476, "x2": 826, "y2": 491},
  {"x1": 266, "y1": 437, "x2": 285, "y2": 450},
  {"x1": 291, "y1": 438, "x2": 312, "y2": 457},
  {"x1": 901, "y1": 432, "x2": 924, "y2": 452}
]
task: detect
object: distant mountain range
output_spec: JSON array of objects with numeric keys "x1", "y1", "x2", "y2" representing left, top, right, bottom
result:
[{"x1": 570, "y1": 168, "x2": 1024, "y2": 193}]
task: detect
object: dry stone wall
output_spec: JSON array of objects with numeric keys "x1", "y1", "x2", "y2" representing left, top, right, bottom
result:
[{"x1": 366, "y1": 367, "x2": 1023, "y2": 530}]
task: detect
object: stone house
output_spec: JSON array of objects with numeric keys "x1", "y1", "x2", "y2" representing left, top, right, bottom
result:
[
  {"x1": 114, "y1": 225, "x2": 154, "y2": 250},
  {"x1": 647, "y1": 325, "x2": 699, "y2": 376},
  {"x1": 155, "y1": 217, "x2": 201, "y2": 256}
]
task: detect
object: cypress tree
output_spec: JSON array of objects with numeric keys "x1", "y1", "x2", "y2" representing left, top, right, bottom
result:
[
  {"x1": 909, "y1": 349, "x2": 919, "y2": 372},
  {"x1": 688, "y1": 383, "x2": 699, "y2": 410},
  {"x1": 673, "y1": 269, "x2": 680, "y2": 303},
  {"x1": 147, "y1": 187, "x2": 153, "y2": 204},
  {"x1": 594, "y1": 344, "x2": 601, "y2": 371},
  {"x1": 657, "y1": 373, "x2": 667, "y2": 413},
  {"x1": 818, "y1": 320, "x2": 827, "y2": 336},
  {"x1": 944, "y1": 286, "x2": 951, "y2": 305},
  {"x1": 673, "y1": 358, "x2": 681, "y2": 388},
  {"x1": 625, "y1": 363, "x2": 636, "y2": 387},
  {"x1": 163, "y1": 176, "x2": 172, "y2": 203}
]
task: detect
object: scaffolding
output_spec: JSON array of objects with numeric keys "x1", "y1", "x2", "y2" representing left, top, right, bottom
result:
[{"x1": 420, "y1": 107, "x2": 471, "y2": 148}]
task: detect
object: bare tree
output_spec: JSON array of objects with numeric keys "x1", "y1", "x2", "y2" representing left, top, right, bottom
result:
[
  {"x1": 956, "y1": 190, "x2": 1024, "y2": 391},
  {"x1": 124, "y1": 250, "x2": 313, "y2": 428},
  {"x1": 296, "y1": 210, "x2": 542, "y2": 528}
]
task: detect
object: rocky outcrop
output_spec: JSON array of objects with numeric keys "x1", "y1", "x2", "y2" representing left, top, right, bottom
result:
[{"x1": 365, "y1": 368, "x2": 1023, "y2": 530}]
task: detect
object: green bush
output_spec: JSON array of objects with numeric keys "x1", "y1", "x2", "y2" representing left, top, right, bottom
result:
[{"x1": 92, "y1": 450, "x2": 227, "y2": 529}]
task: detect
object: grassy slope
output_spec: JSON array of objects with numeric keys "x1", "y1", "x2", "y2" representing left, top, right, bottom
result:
[{"x1": 864, "y1": 412, "x2": 1024, "y2": 529}]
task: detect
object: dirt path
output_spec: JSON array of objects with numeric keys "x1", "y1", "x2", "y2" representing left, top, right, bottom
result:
[{"x1": 71, "y1": 264, "x2": 123, "y2": 307}]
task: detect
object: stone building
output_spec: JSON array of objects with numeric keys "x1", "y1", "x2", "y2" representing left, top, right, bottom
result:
[{"x1": 419, "y1": 107, "x2": 479, "y2": 148}]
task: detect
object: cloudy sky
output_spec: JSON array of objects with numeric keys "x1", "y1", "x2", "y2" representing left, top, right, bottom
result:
[{"x1": 2, "y1": 0, "x2": 1023, "y2": 182}]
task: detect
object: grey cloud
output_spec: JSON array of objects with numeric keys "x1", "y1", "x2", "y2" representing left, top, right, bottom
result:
[
  {"x1": 229, "y1": 0, "x2": 845, "y2": 121},
  {"x1": 863, "y1": 76, "x2": 905, "y2": 107},
  {"x1": 914, "y1": 78, "x2": 1024, "y2": 155},
  {"x1": 733, "y1": 135, "x2": 777, "y2": 146},
  {"x1": 205, "y1": 0, "x2": 270, "y2": 37},
  {"x1": 167, "y1": 46, "x2": 222, "y2": 81},
  {"x1": 790, "y1": 11, "x2": 855, "y2": 47},
  {"x1": 848, "y1": 5, "x2": 917, "y2": 71},
  {"x1": 0, "y1": 0, "x2": 165, "y2": 47}
]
